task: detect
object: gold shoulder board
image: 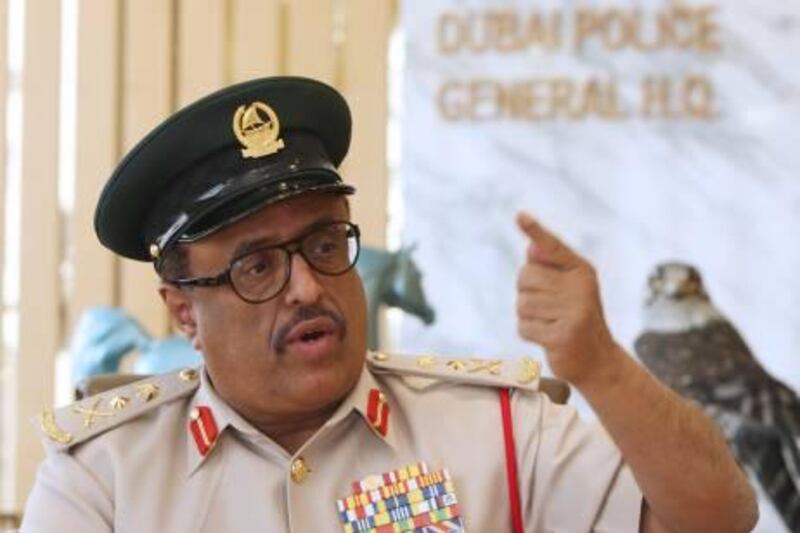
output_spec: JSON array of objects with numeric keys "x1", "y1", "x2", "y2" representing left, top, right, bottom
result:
[
  {"x1": 37, "y1": 367, "x2": 202, "y2": 452},
  {"x1": 367, "y1": 352, "x2": 569, "y2": 404}
]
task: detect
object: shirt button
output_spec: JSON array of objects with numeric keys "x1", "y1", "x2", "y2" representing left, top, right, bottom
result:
[{"x1": 291, "y1": 457, "x2": 311, "y2": 484}]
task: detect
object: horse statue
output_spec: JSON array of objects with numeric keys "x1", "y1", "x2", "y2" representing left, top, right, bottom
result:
[
  {"x1": 356, "y1": 245, "x2": 435, "y2": 350},
  {"x1": 70, "y1": 247, "x2": 435, "y2": 381},
  {"x1": 69, "y1": 307, "x2": 202, "y2": 386}
]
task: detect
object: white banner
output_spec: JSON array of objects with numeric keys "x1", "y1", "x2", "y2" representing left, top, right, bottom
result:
[{"x1": 397, "y1": 2, "x2": 798, "y2": 529}]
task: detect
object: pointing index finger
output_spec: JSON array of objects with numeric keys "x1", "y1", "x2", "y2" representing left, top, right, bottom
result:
[{"x1": 516, "y1": 212, "x2": 580, "y2": 269}]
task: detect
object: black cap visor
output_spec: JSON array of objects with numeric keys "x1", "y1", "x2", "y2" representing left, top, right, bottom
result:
[{"x1": 145, "y1": 133, "x2": 354, "y2": 260}]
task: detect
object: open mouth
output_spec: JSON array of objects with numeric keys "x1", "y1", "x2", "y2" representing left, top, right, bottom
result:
[
  {"x1": 280, "y1": 316, "x2": 341, "y2": 356},
  {"x1": 274, "y1": 306, "x2": 347, "y2": 357},
  {"x1": 299, "y1": 330, "x2": 329, "y2": 343}
]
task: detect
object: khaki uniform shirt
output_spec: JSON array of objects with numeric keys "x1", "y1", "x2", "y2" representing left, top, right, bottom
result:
[{"x1": 21, "y1": 352, "x2": 642, "y2": 532}]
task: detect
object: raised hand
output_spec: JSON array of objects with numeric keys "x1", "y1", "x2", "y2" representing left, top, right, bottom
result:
[{"x1": 516, "y1": 212, "x2": 618, "y2": 387}]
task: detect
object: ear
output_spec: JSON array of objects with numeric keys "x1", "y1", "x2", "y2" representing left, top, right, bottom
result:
[{"x1": 159, "y1": 282, "x2": 200, "y2": 347}]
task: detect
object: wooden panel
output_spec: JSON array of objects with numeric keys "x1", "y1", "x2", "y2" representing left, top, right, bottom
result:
[
  {"x1": 285, "y1": 0, "x2": 336, "y2": 84},
  {"x1": 0, "y1": 0, "x2": 9, "y2": 513},
  {"x1": 119, "y1": 0, "x2": 175, "y2": 336},
  {"x1": 0, "y1": 0, "x2": 6, "y2": 276},
  {"x1": 68, "y1": 0, "x2": 121, "y2": 335},
  {"x1": 339, "y1": 0, "x2": 394, "y2": 247},
  {"x1": 14, "y1": 0, "x2": 62, "y2": 508},
  {"x1": 230, "y1": 0, "x2": 282, "y2": 81},
  {"x1": 176, "y1": 0, "x2": 226, "y2": 107}
]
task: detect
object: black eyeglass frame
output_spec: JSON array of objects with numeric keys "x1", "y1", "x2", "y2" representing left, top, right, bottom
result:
[{"x1": 168, "y1": 220, "x2": 361, "y2": 304}]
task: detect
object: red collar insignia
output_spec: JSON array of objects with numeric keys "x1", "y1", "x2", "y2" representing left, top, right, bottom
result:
[
  {"x1": 189, "y1": 405, "x2": 219, "y2": 456},
  {"x1": 366, "y1": 388, "x2": 389, "y2": 438}
]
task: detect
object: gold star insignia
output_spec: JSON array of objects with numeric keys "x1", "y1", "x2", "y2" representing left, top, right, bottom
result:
[
  {"x1": 109, "y1": 396, "x2": 130, "y2": 410},
  {"x1": 371, "y1": 352, "x2": 390, "y2": 362},
  {"x1": 446, "y1": 360, "x2": 466, "y2": 371},
  {"x1": 179, "y1": 368, "x2": 199, "y2": 382},
  {"x1": 517, "y1": 358, "x2": 540, "y2": 385},
  {"x1": 135, "y1": 383, "x2": 160, "y2": 402},
  {"x1": 416, "y1": 356, "x2": 437, "y2": 368}
]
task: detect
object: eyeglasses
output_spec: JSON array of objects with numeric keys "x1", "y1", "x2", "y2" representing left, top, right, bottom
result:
[{"x1": 170, "y1": 221, "x2": 360, "y2": 303}]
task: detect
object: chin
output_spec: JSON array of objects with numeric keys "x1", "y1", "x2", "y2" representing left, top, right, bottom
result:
[
  {"x1": 289, "y1": 374, "x2": 351, "y2": 410},
  {"x1": 303, "y1": 354, "x2": 361, "y2": 391}
]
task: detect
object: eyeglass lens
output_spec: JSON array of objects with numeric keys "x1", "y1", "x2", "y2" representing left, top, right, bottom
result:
[{"x1": 229, "y1": 222, "x2": 358, "y2": 301}]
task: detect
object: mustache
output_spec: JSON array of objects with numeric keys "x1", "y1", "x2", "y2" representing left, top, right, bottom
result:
[{"x1": 273, "y1": 305, "x2": 347, "y2": 353}]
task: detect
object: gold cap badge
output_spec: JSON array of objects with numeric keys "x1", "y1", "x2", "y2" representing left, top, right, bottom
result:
[{"x1": 232, "y1": 101, "x2": 285, "y2": 159}]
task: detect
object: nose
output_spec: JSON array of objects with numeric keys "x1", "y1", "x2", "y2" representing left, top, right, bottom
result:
[{"x1": 282, "y1": 252, "x2": 324, "y2": 305}]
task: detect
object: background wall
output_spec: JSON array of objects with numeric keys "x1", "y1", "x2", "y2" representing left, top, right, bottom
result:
[
  {"x1": 0, "y1": 0, "x2": 395, "y2": 516},
  {"x1": 395, "y1": 1, "x2": 798, "y2": 531},
  {"x1": 399, "y1": 0, "x2": 800, "y2": 392}
]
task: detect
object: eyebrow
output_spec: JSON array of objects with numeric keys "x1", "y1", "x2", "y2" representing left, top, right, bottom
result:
[{"x1": 229, "y1": 214, "x2": 339, "y2": 260}]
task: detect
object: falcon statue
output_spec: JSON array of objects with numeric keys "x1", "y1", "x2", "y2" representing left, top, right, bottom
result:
[{"x1": 634, "y1": 262, "x2": 800, "y2": 532}]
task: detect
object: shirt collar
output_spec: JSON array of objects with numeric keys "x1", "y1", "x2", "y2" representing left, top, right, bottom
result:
[
  {"x1": 186, "y1": 360, "x2": 397, "y2": 475},
  {"x1": 187, "y1": 368, "x2": 263, "y2": 476},
  {"x1": 326, "y1": 364, "x2": 398, "y2": 451}
]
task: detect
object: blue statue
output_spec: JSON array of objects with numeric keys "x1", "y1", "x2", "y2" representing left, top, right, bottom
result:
[
  {"x1": 356, "y1": 245, "x2": 435, "y2": 350},
  {"x1": 69, "y1": 307, "x2": 202, "y2": 385},
  {"x1": 70, "y1": 246, "x2": 435, "y2": 380}
]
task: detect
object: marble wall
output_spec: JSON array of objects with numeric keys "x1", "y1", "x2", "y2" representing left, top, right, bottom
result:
[{"x1": 397, "y1": 1, "x2": 799, "y2": 530}]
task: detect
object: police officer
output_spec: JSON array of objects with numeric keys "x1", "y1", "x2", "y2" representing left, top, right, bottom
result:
[{"x1": 21, "y1": 77, "x2": 755, "y2": 532}]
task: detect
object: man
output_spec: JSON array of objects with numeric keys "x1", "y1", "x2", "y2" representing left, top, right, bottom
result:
[{"x1": 21, "y1": 77, "x2": 755, "y2": 532}]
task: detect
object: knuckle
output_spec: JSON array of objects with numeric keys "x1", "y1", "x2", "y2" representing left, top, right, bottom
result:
[
  {"x1": 519, "y1": 319, "x2": 543, "y2": 340},
  {"x1": 517, "y1": 267, "x2": 532, "y2": 289}
]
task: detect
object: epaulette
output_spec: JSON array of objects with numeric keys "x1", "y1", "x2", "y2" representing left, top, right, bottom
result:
[
  {"x1": 367, "y1": 352, "x2": 570, "y2": 404},
  {"x1": 37, "y1": 367, "x2": 202, "y2": 452},
  {"x1": 366, "y1": 351, "x2": 543, "y2": 390}
]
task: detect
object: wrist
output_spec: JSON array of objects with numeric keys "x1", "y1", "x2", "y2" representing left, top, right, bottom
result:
[{"x1": 571, "y1": 342, "x2": 634, "y2": 396}]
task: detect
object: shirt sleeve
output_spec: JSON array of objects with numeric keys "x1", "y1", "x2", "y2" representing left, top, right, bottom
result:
[
  {"x1": 513, "y1": 390, "x2": 643, "y2": 532},
  {"x1": 20, "y1": 449, "x2": 113, "y2": 533},
  {"x1": 592, "y1": 464, "x2": 643, "y2": 532}
]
